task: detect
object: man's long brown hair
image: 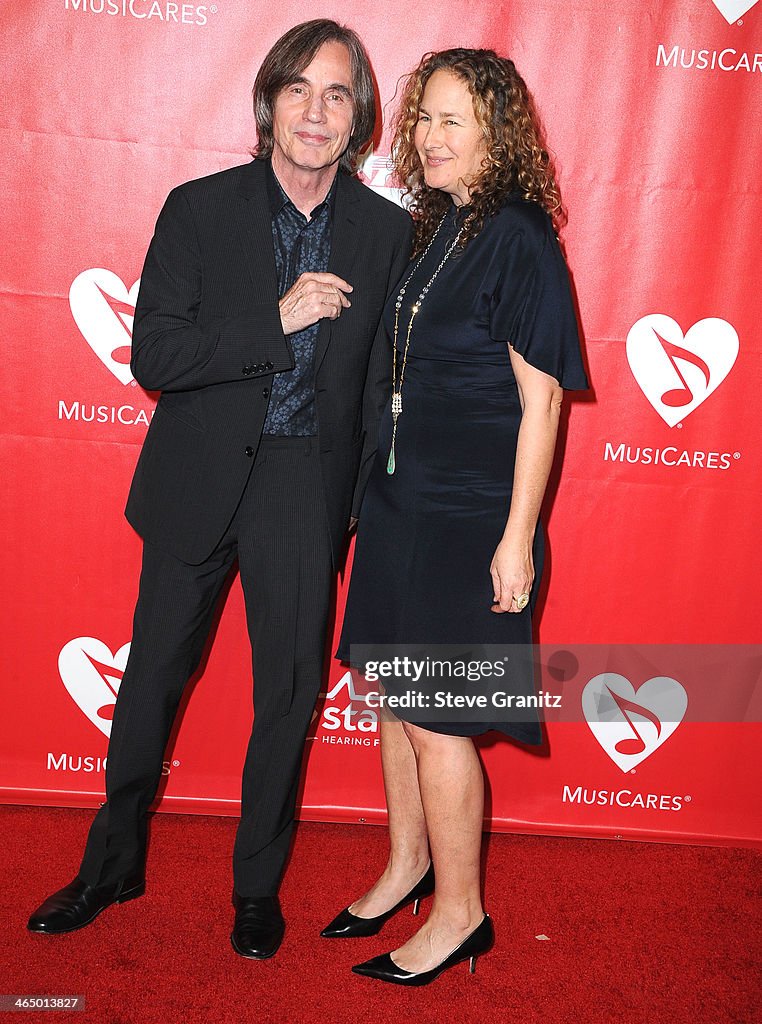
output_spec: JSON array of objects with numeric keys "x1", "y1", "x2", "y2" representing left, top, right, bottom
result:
[{"x1": 253, "y1": 20, "x2": 376, "y2": 174}]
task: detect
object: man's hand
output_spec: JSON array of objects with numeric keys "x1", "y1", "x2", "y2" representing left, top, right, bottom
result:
[{"x1": 279, "y1": 272, "x2": 353, "y2": 335}]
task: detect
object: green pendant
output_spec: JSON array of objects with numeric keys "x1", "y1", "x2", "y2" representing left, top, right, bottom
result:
[{"x1": 386, "y1": 446, "x2": 396, "y2": 475}]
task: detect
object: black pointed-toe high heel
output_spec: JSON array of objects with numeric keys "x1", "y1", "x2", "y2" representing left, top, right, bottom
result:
[
  {"x1": 320, "y1": 862, "x2": 435, "y2": 938},
  {"x1": 351, "y1": 913, "x2": 494, "y2": 986}
]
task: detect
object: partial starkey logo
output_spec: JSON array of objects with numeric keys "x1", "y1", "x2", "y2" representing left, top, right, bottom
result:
[
  {"x1": 58, "y1": 637, "x2": 130, "y2": 738},
  {"x1": 626, "y1": 314, "x2": 739, "y2": 426},
  {"x1": 711, "y1": 0, "x2": 759, "y2": 22},
  {"x1": 309, "y1": 670, "x2": 380, "y2": 745},
  {"x1": 357, "y1": 151, "x2": 404, "y2": 208},
  {"x1": 69, "y1": 269, "x2": 140, "y2": 385},
  {"x1": 582, "y1": 673, "x2": 688, "y2": 772}
]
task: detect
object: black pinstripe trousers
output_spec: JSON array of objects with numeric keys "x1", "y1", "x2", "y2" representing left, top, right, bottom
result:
[{"x1": 78, "y1": 437, "x2": 333, "y2": 896}]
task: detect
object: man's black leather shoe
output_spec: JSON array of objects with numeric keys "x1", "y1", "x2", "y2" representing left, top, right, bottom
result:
[
  {"x1": 231, "y1": 893, "x2": 285, "y2": 959},
  {"x1": 27, "y1": 875, "x2": 146, "y2": 934}
]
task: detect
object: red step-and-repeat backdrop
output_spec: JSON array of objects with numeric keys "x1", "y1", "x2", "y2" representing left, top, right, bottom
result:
[{"x1": 2, "y1": 2, "x2": 760, "y2": 848}]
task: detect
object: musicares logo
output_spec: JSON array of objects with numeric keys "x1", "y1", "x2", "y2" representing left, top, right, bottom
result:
[
  {"x1": 582, "y1": 673, "x2": 688, "y2": 772},
  {"x1": 626, "y1": 314, "x2": 739, "y2": 426},
  {"x1": 711, "y1": 0, "x2": 759, "y2": 22},
  {"x1": 69, "y1": 269, "x2": 140, "y2": 385},
  {"x1": 63, "y1": 0, "x2": 213, "y2": 27},
  {"x1": 58, "y1": 637, "x2": 130, "y2": 738},
  {"x1": 656, "y1": 3, "x2": 760, "y2": 75}
]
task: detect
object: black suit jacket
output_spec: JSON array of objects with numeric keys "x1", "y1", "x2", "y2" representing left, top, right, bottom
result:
[{"x1": 125, "y1": 159, "x2": 413, "y2": 567}]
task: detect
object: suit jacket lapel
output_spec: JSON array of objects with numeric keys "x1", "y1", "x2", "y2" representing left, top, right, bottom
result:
[
  {"x1": 314, "y1": 171, "x2": 361, "y2": 373},
  {"x1": 234, "y1": 160, "x2": 280, "y2": 301},
  {"x1": 235, "y1": 161, "x2": 362, "y2": 370}
]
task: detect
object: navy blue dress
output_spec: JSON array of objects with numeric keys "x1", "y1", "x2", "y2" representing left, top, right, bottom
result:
[{"x1": 337, "y1": 197, "x2": 589, "y2": 743}]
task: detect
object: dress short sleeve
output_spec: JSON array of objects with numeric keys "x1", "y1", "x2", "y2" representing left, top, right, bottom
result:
[{"x1": 489, "y1": 203, "x2": 589, "y2": 390}]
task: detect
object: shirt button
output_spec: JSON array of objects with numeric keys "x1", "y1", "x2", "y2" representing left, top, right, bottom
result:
[
  {"x1": 245, "y1": 446, "x2": 254, "y2": 457},
  {"x1": 262, "y1": 388, "x2": 269, "y2": 398}
]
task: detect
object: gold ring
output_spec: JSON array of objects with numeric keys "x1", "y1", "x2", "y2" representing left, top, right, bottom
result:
[{"x1": 515, "y1": 593, "x2": 530, "y2": 611}]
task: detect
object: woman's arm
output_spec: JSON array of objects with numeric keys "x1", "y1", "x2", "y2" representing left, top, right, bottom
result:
[{"x1": 489, "y1": 345, "x2": 564, "y2": 614}]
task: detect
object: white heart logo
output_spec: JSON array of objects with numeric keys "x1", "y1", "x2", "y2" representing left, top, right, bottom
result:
[
  {"x1": 582, "y1": 673, "x2": 688, "y2": 772},
  {"x1": 69, "y1": 269, "x2": 140, "y2": 385},
  {"x1": 626, "y1": 314, "x2": 738, "y2": 426},
  {"x1": 711, "y1": 0, "x2": 759, "y2": 23},
  {"x1": 58, "y1": 637, "x2": 131, "y2": 738}
]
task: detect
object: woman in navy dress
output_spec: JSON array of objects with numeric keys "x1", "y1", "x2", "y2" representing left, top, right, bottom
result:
[{"x1": 322, "y1": 49, "x2": 588, "y2": 985}]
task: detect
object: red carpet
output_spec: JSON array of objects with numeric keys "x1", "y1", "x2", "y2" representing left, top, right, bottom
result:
[{"x1": 1, "y1": 805, "x2": 759, "y2": 1024}]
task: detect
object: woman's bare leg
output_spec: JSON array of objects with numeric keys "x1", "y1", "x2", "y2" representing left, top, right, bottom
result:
[
  {"x1": 386, "y1": 722, "x2": 485, "y2": 970},
  {"x1": 348, "y1": 710, "x2": 430, "y2": 917}
]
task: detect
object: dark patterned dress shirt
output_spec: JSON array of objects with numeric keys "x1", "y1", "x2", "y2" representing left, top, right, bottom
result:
[{"x1": 263, "y1": 161, "x2": 336, "y2": 435}]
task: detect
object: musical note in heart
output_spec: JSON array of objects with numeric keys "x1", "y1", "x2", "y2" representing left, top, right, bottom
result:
[
  {"x1": 657, "y1": 334, "x2": 712, "y2": 408},
  {"x1": 69, "y1": 269, "x2": 140, "y2": 385},
  {"x1": 95, "y1": 283, "x2": 135, "y2": 367},
  {"x1": 83, "y1": 651, "x2": 125, "y2": 721},
  {"x1": 59, "y1": 637, "x2": 131, "y2": 738},
  {"x1": 626, "y1": 315, "x2": 739, "y2": 427},
  {"x1": 582, "y1": 673, "x2": 688, "y2": 772},
  {"x1": 606, "y1": 686, "x2": 662, "y2": 755}
]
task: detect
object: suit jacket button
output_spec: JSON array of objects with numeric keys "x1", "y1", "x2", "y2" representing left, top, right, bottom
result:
[
  {"x1": 257, "y1": 363, "x2": 265, "y2": 373},
  {"x1": 262, "y1": 388, "x2": 269, "y2": 398},
  {"x1": 265, "y1": 361, "x2": 273, "y2": 370},
  {"x1": 245, "y1": 446, "x2": 254, "y2": 457},
  {"x1": 242, "y1": 366, "x2": 251, "y2": 375}
]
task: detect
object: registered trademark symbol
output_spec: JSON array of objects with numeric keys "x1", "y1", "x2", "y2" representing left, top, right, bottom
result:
[
  {"x1": 677, "y1": 422, "x2": 682, "y2": 428},
  {"x1": 130, "y1": 380, "x2": 137, "y2": 387},
  {"x1": 738, "y1": 19, "x2": 743, "y2": 25},
  {"x1": 630, "y1": 769, "x2": 636, "y2": 773},
  {"x1": 733, "y1": 452, "x2": 741, "y2": 460},
  {"x1": 172, "y1": 760, "x2": 180, "y2": 767},
  {"x1": 210, "y1": 4, "x2": 217, "y2": 11},
  {"x1": 684, "y1": 794, "x2": 691, "y2": 802}
]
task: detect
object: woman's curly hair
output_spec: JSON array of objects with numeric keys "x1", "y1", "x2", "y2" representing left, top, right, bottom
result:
[{"x1": 390, "y1": 48, "x2": 563, "y2": 255}]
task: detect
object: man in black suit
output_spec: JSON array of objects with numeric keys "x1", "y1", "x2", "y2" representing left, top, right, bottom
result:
[{"x1": 28, "y1": 19, "x2": 412, "y2": 958}]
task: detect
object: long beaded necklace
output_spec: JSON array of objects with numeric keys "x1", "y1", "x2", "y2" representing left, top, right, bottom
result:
[{"x1": 387, "y1": 212, "x2": 464, "y2": 475}]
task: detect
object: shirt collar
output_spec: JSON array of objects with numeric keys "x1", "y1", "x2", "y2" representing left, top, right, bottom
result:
[{"x1": 266, "y1": 159, "x2": 338, "y2": 221}]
